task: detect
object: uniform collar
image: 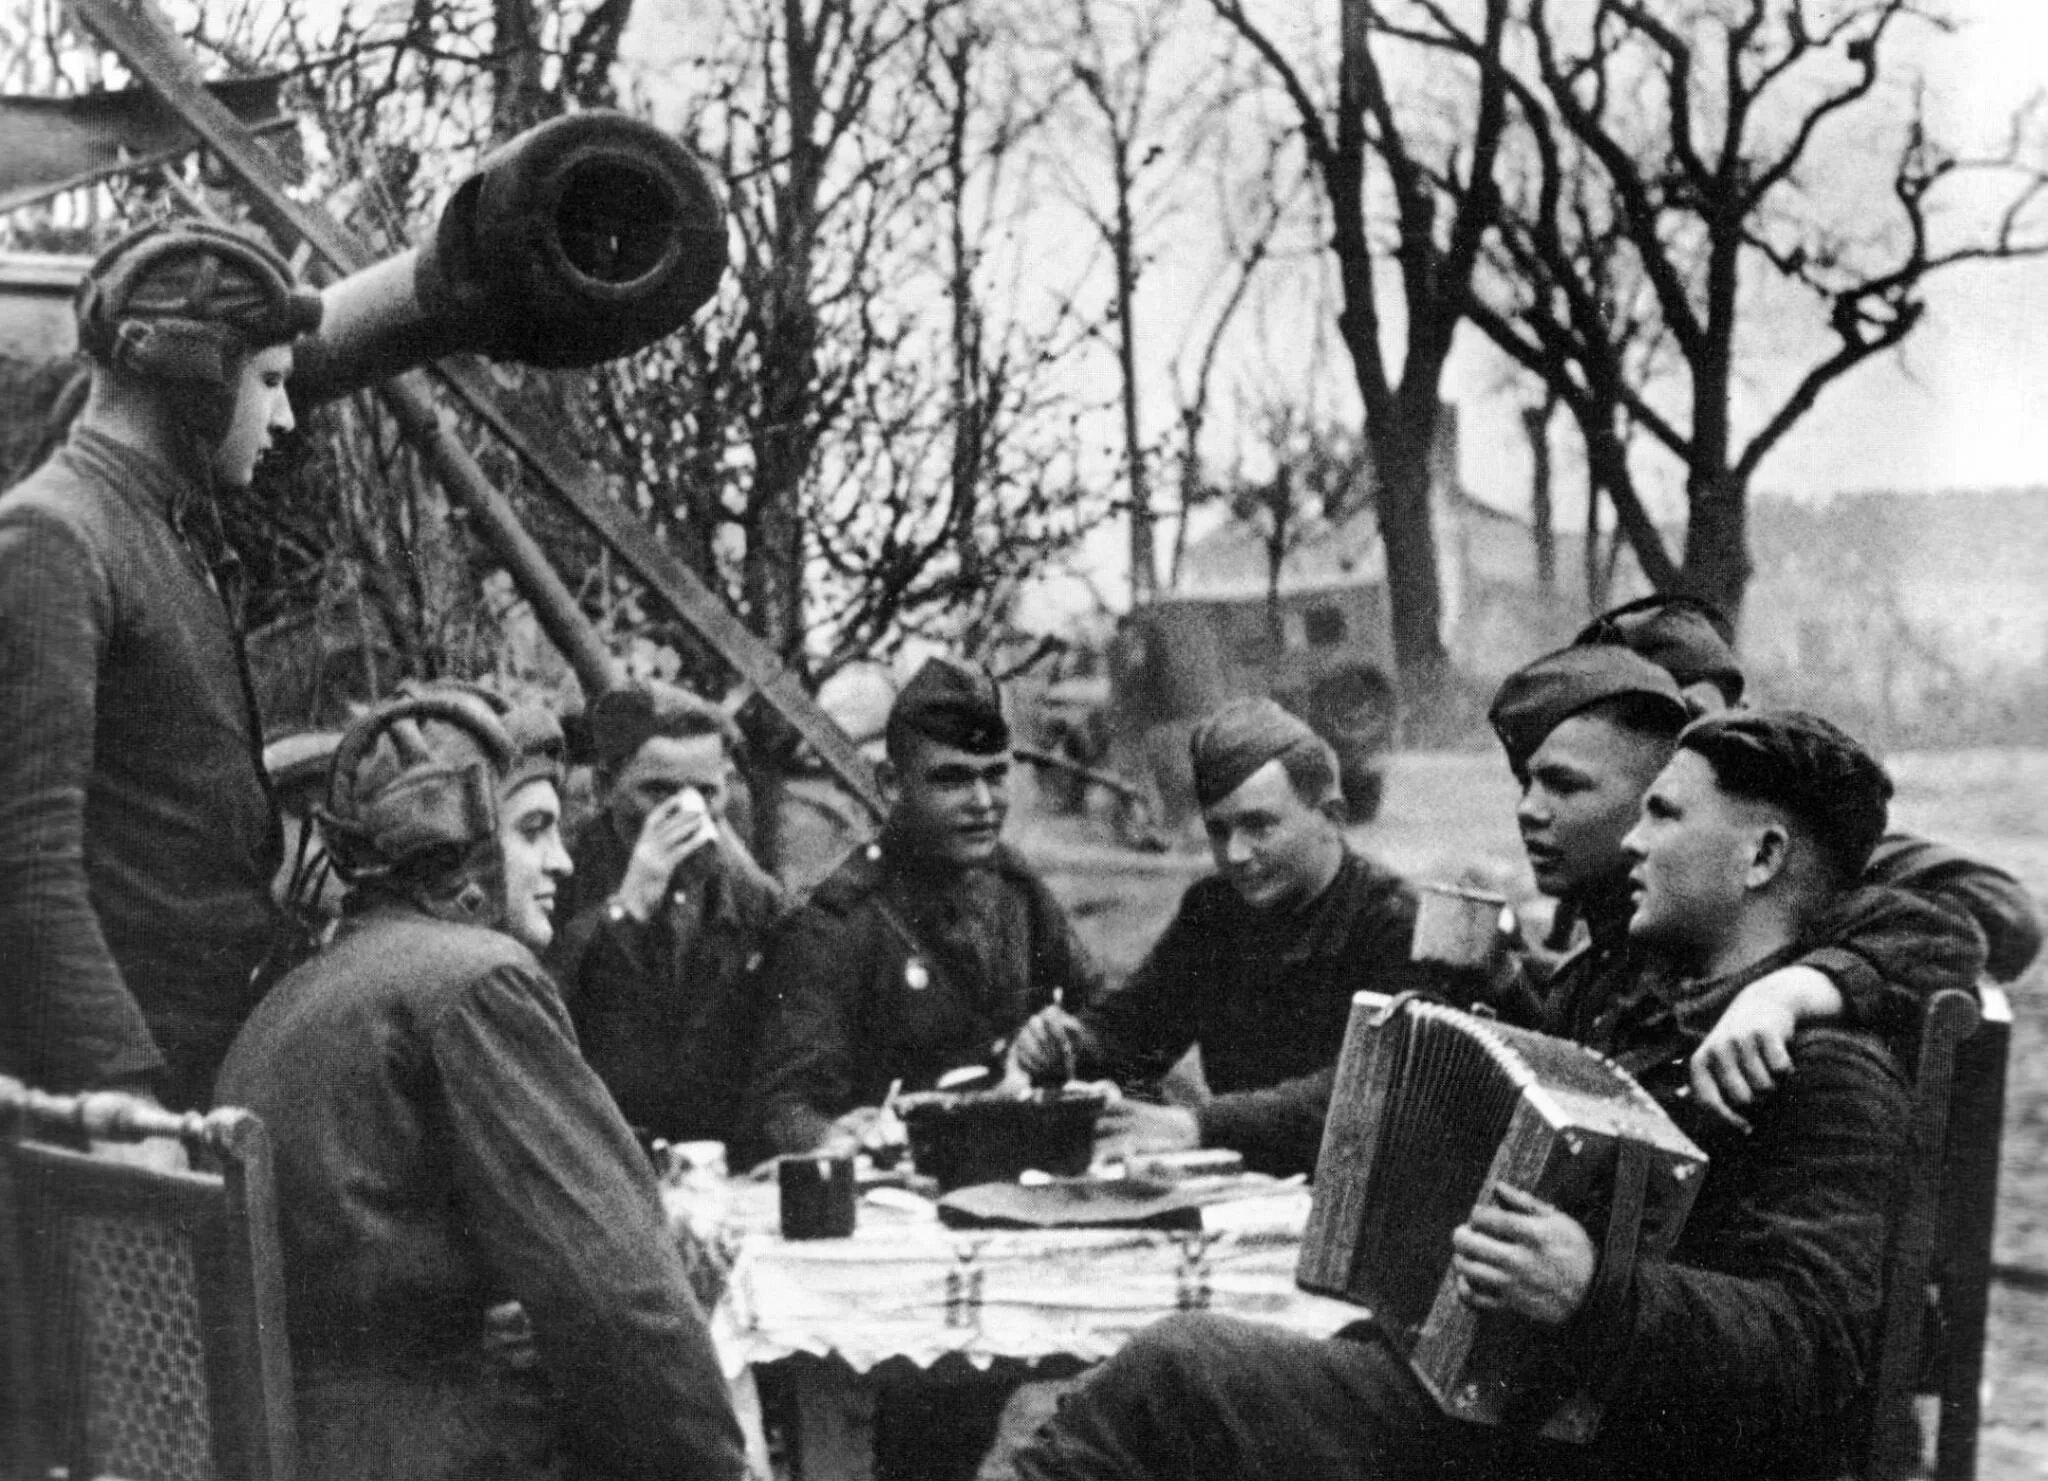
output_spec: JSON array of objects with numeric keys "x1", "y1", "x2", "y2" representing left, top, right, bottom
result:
[
  {"x1": 1237, "y1": 848, "x2": 1363, "y2": 965},
  {"x1": 69, "y1": 423, "x2": 209, "y2": 528},
  {"x1": 872, "y1": 820, "x2": 998, "y2": 885},
  {"x1": 1571, "y1": 875, "x2": 1639, "y2": 951}
]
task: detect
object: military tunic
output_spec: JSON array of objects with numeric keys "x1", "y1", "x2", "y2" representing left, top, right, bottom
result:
[
  {"x1": 215, "y1": 906, "x2": 746, "y2": 1481},
  {"x1": 1011, "y1": 890, "x2": 1986, "y2": 1481},
  {"x1": 750, "y1": 829, "x2": 1099, "y2": 1154},
  {"x1": 0, "y1": 427, "x2": 280, "y2": 1106},
  {"x1": 1069, "y1": 849, "x2": 1425, "y2": 1173},
  {"x1": 549, "y1": 819, "x2": 785, "y2": 1163}
]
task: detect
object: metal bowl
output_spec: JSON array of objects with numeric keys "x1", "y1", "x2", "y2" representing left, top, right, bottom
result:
[{"x1": 897, "y1": 1087, "x2": 1108, "y2": 1191}]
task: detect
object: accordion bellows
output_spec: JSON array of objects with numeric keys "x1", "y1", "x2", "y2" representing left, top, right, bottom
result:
[{"x1": 1299, "y1": 994, "x2": 1706, "y2": 1442}]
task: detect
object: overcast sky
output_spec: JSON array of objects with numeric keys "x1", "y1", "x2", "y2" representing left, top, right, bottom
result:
[
  {"x1": 622, "y1": 1, "x2": 2046, "y2": 628},
  {"x1": 1411, "y1": 2, "x2": 2048, "y2": 520},
  {"x1": 1716, "y1": 3, "x2": 2048, "y2": 501}
]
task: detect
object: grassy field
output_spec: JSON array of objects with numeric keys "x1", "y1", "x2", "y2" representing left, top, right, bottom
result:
[{"x1": 1006, "y1": 745, "x2": 2048, "y2": 1479}]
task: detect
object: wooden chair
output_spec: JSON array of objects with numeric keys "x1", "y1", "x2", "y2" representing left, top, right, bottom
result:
[
  {"x1": 0, "y1": 1078, "x2": 296, "y2": 1481},
  {"x1": 1860, "y1": 983, "x2": 2011, "y2": 1481},
  {"x1": 1929, "y1": 984, "x2": 2012, "y2": 1481}
]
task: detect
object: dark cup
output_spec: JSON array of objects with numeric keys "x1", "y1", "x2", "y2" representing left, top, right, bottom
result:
[{"x1": 778, "y1": 1154, "x2": 857, "y2": 1239}]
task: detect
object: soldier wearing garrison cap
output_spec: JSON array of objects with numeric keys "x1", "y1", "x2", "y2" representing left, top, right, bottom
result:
[
  {"x1": 747, "y1": 657, "x2": 1100, "y2": 1481},
  {"x1": 1573, "y1": 592, "x2": 1745, "y2": 708},
  {"x1": 548, "y1": 680, "x2": 787, "y2": 1163},
  {"x1": 1571, "y1": 593, "x2": 2042, "y2": 983},
  {"x1": 749, "y1": 657, "x2": 1100, "y2": 1154},
  {"x1": 1482, "y1": 638, "x2": 1995, "y2": 1133},
  {"x1": 1009, "y1": 696, "x2": 1426, "y2": 1177},
  {"x1": 1486, "y1": 644, "x2": 1690, "y2": 783},
  {"x1": 1, "y1": 218, "x2": 324, "y2": 1108},
  {"x1": 1009, "y1": 708, "x2": 1983, "y2": 1481}
]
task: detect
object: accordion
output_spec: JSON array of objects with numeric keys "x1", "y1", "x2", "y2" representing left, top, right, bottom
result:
[{"x1": 1299, "y1": 994, "x2": 1706, "y2": 1442}]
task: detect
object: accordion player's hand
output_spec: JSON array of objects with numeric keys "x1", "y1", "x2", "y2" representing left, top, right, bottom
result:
[{"x1": 1451, "y1": 1184, "x2": 1595, "y2": 1328}]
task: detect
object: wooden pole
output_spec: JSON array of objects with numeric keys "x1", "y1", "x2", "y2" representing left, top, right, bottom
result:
[{"x1": 65, "y1": 0, "x2": 882, "y2": 820}]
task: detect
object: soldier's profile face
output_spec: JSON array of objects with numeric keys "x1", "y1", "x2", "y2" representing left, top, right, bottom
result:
[
  {"x1": 500, "y1": 777, "x2": 573, "y2": 951},
  {"x1": 211, "y1": 343, "x2": 295, "y2": 489},
  {"x1": 882, "y1": 736, "x2": 1010, "y2": 866},
  {"x1": 1623, "y1": 750, "x2": 1765, "y2": 958},
  {"x1": 1515, "y1": 714, "x2": 1672, "y2": 901}
]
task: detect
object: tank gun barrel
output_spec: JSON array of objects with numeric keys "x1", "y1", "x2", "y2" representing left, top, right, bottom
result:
[{"x1": 292, "y1": 110, "x2": 724, "y2": 406}]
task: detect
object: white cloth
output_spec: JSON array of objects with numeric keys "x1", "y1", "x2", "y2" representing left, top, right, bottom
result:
[{"x1": 671, "y1": 1178, "x2": 1362, "y2": 1379}]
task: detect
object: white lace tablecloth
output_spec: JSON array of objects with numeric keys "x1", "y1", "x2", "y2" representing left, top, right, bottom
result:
[{"x1": 669, "y1": 1177, "x2": 1365, "y2": 1379}]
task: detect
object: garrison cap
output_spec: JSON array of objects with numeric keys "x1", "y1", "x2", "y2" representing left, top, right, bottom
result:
[
  {"x1": 1573, "y1": 594, "x2": 1745, "y2": 705},
  {"x1": 1189, "y1": 696, "x2": 1336, "y2": 809},
  {"x1": 587, "y1": 680, "x2": 740, "y2": 774},
  {"x1": 887, "y1": 657, "x2": 1009, "y2": 755},
  {"x1": 1488, "y1": 645, "x2": 1688, "y2": 775},
  {"x1": 1677, "y1": 708, "x2": 1892, "y2": 882}
]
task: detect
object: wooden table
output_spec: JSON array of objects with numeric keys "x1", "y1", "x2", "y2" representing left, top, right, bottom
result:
[{"x1": 669, "y1": 1176, "x2": 1361, "y2": 1480}]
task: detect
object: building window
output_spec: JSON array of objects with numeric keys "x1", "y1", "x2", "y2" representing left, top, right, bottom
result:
[{"x1": 1304, "y1": 604, "x2": 1347, "y2": 648}]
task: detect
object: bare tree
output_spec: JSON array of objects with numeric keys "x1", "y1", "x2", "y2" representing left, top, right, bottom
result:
[
  {"x1": 11, "y1": 0, "x2": 1113, "y2": 741},
  {"x1": 1438, "y1": 0, "x2": 2048, "y2": 620},
  {"x1": 605, "y1": 0, "x2": 1109, "y2": 690},
  {"x1": 1022, "y1": 0, "x2": 1222, "y2": 606},
  {"x1": 1208, "y1": 0, "x2": 1512, "y2": 721},
  {"x1": 1225, "y1": 406, "x2": 1370, "y2": 631},
  {"x1": 1164, "y1": 121, "x2": 1306, "y2": 591}
]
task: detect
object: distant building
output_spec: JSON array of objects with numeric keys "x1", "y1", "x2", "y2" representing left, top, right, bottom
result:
[
  {"x1": 1744, "y1": 488, "x2": 2048, "y2": 741},
  {"x1": 1173, "y1": 441, "x2": 2047, "y2": 743},
  {"x1": 1172, "y1": 407, "x2": 1659, "y2": 692}
]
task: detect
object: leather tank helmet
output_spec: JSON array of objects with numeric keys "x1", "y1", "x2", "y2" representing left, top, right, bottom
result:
[
  {"x1": 317, "y1": 685, "x2": 564, "y2": 933},
  {"x1": 74, "y1": 219, "x2": 324, "y2": 443}
]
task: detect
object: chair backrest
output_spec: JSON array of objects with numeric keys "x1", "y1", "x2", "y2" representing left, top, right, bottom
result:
[
  {"x1": 0, "y1": 1078, "x2": 296, "y2": 1481},
  {"x1": 1930, "y1": 984, "x2": 2012, "y2": 1481},
  {"x1": 1860, "y1": 982, "x2": 2010, "y2": 1481}
]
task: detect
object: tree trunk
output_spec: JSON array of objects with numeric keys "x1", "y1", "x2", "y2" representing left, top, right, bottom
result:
[
  {"x1": 1112, "y1": 146, "x2": 1156, "y2": 604},
  {"x1": 1522, "y1": 401, "x2": 1555, "y2": 592},
  {"x1": 739, "y1": 1, "x2": 829, "y2": 872},
  {"x1": 1679, "y1": 467, "x2": 1753, "y2": 626},
  {"x1": 490, "y1": 0, "x2": 550, "y2": 142},
  {"x1": 1372, "y1": 406, "x2": 1449, "y2": 725},
  {"x1": 1585, "y1": 475, "x2": 1603, "y2": 614},
  {"x1": 1169, "y1": 406, "x2": 1202, "y2": 590}
]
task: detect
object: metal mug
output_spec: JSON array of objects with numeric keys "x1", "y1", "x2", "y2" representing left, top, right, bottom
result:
[
  {"x1": 778, "y1": 1154, "x2": 857, "y2": 1239},
  {"x1": 1410, "y1": 883, "x2": 1510, "y2": 971}
]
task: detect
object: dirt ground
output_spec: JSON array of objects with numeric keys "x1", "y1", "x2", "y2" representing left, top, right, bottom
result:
[{"x1": 995, "y1": 745, "x2": 2048, "y2": 1480}]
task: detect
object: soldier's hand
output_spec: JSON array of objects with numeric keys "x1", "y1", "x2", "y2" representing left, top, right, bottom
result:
[
  {"x1": 1450, "y1": 1183, "x2": 1594, "y2": 1327},
  {"x1": 1008, "y1": 1006, "x2": 1089, "y2": 1084},
  {"x1": 1690, "y1": 965, "x2": 1840, "y2": 1132},
  {"x1": 819, "y1": 1105, "x2": 882, "y2": 1159},
  {"x1": 1093, "y1": 1099, "x2": 1199, "y2": 1166},
  {"x1": 615, "y1": 788, "x2": 716, "y2": 922}
]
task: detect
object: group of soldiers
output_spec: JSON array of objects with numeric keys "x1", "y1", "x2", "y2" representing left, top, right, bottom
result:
[{"x1": 3, "y1": 219, "x2": 2042, "y2": 1481}]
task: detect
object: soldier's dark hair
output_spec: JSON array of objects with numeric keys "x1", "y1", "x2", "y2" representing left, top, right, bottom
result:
[{"x1": 1678, "y1": 709, "x2": 1892, "y2": 888}]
